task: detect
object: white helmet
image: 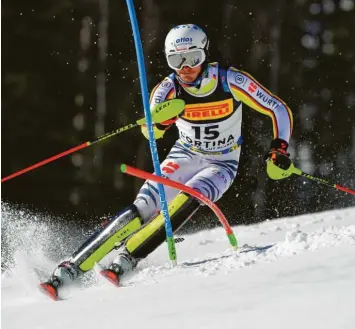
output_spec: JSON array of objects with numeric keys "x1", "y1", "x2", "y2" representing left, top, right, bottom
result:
[{"x1": 164, "y1": 24, "x2": 209, "y2": 70}]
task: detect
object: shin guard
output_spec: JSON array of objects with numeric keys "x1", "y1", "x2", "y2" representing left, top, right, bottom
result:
[
  {"x1": 70, "y1": 205, "x2": 143, "y2": 272},
  {"x1": 125, "y1": 193, "x2": 200, "y2": 259}
]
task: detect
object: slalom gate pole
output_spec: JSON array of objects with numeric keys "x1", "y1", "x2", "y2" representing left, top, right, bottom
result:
[
  {"x1": 1, "y1": 123, "x2": 138, "y2": 183},
  {"x1": 121, "y1": 164, "x2": 238, "y2": 250},
  {"x1": 292, "y1": 166, "x2": 355, "y2": 196},
  {"x1": 125, "y1": 1, "x2": 177, "y2": 265}
]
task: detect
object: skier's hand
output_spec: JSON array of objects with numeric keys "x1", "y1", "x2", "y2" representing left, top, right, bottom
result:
[
  {"x1": 265, "y1": 138, "x2": 293, "y2": 180},
  {"x1": 141, "y1": 118, "x2": 177, "y2": 140},
  {"x1": 141, "y1": 124, "x2": 165, "y2": 140}
]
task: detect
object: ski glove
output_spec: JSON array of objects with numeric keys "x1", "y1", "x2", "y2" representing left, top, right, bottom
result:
[
  {"x1": 141, "y1": 117, "x2": 178, "y2": 140},
  {"x1": 265, "y1": 138, "x2": 293, "y2": 180}
]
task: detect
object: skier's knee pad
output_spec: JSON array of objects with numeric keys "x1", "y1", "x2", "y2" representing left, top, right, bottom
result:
[
  {"x1": 125, "y1": 193, "x2": 200, "y2": 259},
  {"x1": 70, "y1": 205, "x2": 143, "y2": 272}
]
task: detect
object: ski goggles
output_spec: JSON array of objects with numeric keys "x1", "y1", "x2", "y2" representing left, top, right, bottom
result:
[{"x1": 166, "y1": 49, "x2": 206, "y2": 70}]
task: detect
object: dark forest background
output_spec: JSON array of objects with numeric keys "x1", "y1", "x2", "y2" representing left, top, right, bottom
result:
[{"x1": 2, "y1": 0, "x2": 355, "y2": 232}]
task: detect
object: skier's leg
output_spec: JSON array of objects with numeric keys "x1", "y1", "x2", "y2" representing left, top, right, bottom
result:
[
  {"x1": 49, "y1": 144, "x2": 201, "y2": 288},
  {"x1": 107, "y1": 192, "x2": 200, "y2": 276},
  {"x1": 134, "y1": 143, "x2": 201, "y2": 221},
  {"x1": 108, "y1": 154, "x2": 240, "y2": 276},
  {"x1": 49, "y1": 204, "x2": 143, "y2": 288},
  {"x1": 129, "y1": 192, "x2": 200, "y2": 258},
  {"x1": 185, "y1": 157, "x2": 239, "y2": 202}
]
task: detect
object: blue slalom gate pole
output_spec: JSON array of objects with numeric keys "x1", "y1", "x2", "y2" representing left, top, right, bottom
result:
[{"x1": 125, "y1": 0, "x2": 177, "y2": 265}]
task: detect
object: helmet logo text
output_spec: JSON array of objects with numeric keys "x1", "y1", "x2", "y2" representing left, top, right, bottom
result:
[{"x1": 175, "y1": 37, "x2": 192, "y2": 44}]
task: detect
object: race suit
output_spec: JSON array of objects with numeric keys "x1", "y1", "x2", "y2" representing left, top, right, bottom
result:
[{"x1": 134, "y1": 62, "x2": 293, "y2": 221}]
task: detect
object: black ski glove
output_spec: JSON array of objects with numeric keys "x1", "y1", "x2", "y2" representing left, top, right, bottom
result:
[{"x1": 265, "y1": 138, "x2": 293, "y2": 179}]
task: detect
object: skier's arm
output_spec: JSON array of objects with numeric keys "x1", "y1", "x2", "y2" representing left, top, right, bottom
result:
[
  {"x1": 227, "y1": 68, "x2": 294, "y2": 179},
  {"x1": 141, "y1": 77, "x2": 177, "y2": 140},
  {"x1": 226, "y1": 68, "x2": 293, "y2": 143}
]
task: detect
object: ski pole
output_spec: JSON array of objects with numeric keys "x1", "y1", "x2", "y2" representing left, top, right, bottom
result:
[
  {"x1": 1, "y1": 123, "x2": 137, "y2": 183},
  {"x1": 1, "y1": 99, "x2": 185, "y2": 183},
  {"x1": 291, "y1": 165, "x2": 355, "y2": 196}
]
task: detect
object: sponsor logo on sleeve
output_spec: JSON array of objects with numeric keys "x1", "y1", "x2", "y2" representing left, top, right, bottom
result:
[
  {"x1": 153, "y1": 90, "x2": 165, "y2": 103},
  {"x1": 153, "y1": 95, "x2": 163, "y2": 104},
  {"x1": 152, "y1": 81, "x2": 173, "y2": 104},
  {"x1": 161, "y1": 81, "x2": 172, "y2": 88},
  {"x1": 234, "y1": 73, "x2": 245, "y2": 85},
  {"x1": 255, "y1": 90, "x2": 279, "y2": 109},
  {"x1": 248, "y1": 82, "x2": 257, "y2": 93}
]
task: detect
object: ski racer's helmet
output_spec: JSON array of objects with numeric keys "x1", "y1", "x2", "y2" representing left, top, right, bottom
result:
[{"x1": 164, "y1": 24, "x2": 209, "y2": 70}]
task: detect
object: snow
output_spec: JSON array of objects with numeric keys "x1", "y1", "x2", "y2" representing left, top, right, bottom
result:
[{"x1": 2, "y1": 206, "x2": 355, "y2": 329}]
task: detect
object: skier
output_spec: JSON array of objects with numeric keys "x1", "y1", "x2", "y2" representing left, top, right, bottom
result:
[{"x1": 41, "y1": 24, "x2": 294, "y2": 298}]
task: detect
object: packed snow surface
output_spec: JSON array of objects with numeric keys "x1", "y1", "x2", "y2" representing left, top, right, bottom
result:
[{"x1": 2, "y1": 205, "x2": 355, "y2": 329}]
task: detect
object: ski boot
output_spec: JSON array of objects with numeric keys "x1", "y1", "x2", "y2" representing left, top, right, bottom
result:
[
  {"x1": 100, "y1": 251, "x2": 138, "y2": 287},
  {"x1": 39, "y1": 261, "x2": 81, "y2": 300}
]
